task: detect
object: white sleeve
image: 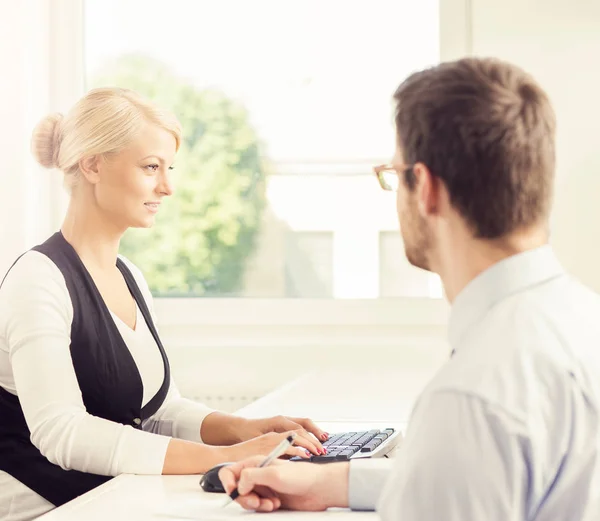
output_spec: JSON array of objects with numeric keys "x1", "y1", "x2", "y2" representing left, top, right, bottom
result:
[
  {"x1": 348, "y1": 458, "x2": 393, "y2": 511},
  {"x1": 118, "y1": 256, "x2": 216, "y2": 443},
  {"x1": 0, "y1": 251, "x2": 171, "y2": 476},
  {"x1": 142, "y1": 378, "x2": 215, "y2": 443},
  {"x1": 375, "y1": 390, "x2": 527, "y2": 521}
]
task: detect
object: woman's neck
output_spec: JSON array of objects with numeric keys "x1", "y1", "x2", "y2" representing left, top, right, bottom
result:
[{"x1": 60, "y1": 197, "x2": 124, "y2": 272}]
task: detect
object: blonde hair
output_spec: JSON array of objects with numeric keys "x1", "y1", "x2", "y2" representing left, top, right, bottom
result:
[{"x1": 31, "y1": 87, "x2": 182, "y2": 188}]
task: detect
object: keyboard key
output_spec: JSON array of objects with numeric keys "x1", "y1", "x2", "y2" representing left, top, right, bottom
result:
[
  {"x1": 344, "y1": 433, "x2": 367, "y2": 446},
  {"x1": 323, "y1": 434, "x2": 344, "y2": 447},
  {"x1": 290, "y1": 428, "x2": 395, "y2": 462},
  {"x1": 334, "y1": 435, "x2": 352, "y2": 446},
  {"x1": 311, "y1": 454, "x2": 352, "y2": 463},
  {"x1": 360, "y1": 439, "x2": 383, "y2": 453},
  {"x1": 352, "y1": 433, "x2": 376, "y2": 446},
  {"x1": 339, "y1": 449, "x2": 356, "y2": 457},
  {"x1": 310, "y1": 455, "x2": 335, "y2": 463}
]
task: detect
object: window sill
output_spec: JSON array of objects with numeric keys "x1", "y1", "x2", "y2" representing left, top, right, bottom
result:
[{"x1": 153, "y1": 297, "x2": 450, "y2": 350}]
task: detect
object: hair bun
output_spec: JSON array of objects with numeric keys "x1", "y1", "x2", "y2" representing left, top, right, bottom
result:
[{"x1": 31, "y1": 113, "x2": 64, "y2": 169}]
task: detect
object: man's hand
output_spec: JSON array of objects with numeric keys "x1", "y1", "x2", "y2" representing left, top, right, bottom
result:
[{"x1": 219, "y1": 457, "x2": 350, "y2": 512}]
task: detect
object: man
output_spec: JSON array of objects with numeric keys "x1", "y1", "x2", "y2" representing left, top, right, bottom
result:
[{"x1": 220, "y1": 57, "x2": 600, "y2": 520}]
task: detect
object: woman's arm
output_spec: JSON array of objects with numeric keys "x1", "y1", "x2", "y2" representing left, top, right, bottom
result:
[
  {"x1": 142, "y1": 378, "x2": 217, "y2": 443},
  {"x1": 1, "y1": 252, "x2": 224, "y2": 476},
  {"x1": 120, "y1": 256, "x2": 325, "y2": 455}
]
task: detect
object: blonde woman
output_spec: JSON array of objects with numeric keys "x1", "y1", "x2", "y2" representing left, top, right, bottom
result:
[{"x1": 0, "y1": 88, "x2": 326, "y2": 521}]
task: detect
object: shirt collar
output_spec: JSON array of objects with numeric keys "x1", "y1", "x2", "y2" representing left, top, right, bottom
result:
[{"x1": 448, "y1": 245, "x2": 565, "y2": 351}]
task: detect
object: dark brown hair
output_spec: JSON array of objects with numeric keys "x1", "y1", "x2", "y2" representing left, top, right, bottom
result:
[{"x1": 394, "y1": 57, "x2": 556, "y2": 238}]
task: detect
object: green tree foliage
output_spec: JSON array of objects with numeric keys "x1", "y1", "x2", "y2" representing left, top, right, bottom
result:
[{"x1": 91, "y1": 55, "x2": 267, "y2": 296}]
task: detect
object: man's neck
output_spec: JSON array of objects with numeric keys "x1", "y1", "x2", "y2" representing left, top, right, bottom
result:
[{"x1": 436, "y1": 227, "x2": 549, "y2": 303}]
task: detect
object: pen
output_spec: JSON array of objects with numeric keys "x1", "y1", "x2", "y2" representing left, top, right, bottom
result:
[{"x1": 223, "y1": 432, "x2": 297, "y2": 507}]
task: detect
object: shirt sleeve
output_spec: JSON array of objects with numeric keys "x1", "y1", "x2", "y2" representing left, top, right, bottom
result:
[
  {"x1": 348, "y1": 458, "x2": 393, "y2": 510},
  {"x1": 142, "y1": 377, "x2": 215, "y2": 443},
  {"x1": 118, "y1": 256, "x2": 216, "y2": 444},
  {"x1": 375, "y1": 390, "x2": 527, "y2": 521},
  {"x1": 0, "y1": 251, "x2": 171, "y2": 476}
]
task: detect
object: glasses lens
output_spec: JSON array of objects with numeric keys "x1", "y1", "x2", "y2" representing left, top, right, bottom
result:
[{"x1": 379, "y1": 170, "x2": 399, "y2": 192}]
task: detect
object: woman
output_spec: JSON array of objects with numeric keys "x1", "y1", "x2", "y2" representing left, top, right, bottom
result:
[{"x1": 0, "y1": 88, "x2": 326, "y2": 521}]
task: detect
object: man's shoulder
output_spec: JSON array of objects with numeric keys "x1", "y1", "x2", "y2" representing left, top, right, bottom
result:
[{"x1": 433, "y1": 277, "x2": 600, "y2": 418}]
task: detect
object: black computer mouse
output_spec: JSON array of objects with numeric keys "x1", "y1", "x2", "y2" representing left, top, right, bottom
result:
[{"x1": 199, "y1": 462, "x2": 233, "y2": 493}]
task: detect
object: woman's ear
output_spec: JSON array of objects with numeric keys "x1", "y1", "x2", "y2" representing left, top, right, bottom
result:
[{"x1": 79, "y1": 156, "x2": 101, "y2": 184}]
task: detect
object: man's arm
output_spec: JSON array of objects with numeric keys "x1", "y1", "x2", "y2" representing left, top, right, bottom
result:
[
  {"x1": 348, "y1": 458, "x2": 394, "y2": 510},
  {"x1": 376, "y1": 390, "x2": 527, "y2": 521},
  {"x1": 219, "y1": 389, "x2": 526, "y2": 517}
]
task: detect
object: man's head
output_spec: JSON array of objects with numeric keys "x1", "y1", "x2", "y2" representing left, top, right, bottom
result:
[{"x1": 388, "y1": 57, "x2": 556, "y2": 272}]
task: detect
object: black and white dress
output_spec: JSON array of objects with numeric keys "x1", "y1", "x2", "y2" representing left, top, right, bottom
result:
[{"x1": 0, "y1": 233, "x2": 214, "y2": 521}]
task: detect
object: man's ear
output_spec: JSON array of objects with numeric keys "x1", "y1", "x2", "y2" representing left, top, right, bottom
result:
[
  {"x1": 413, "y1": 162, "x2": 440, "y2": 217},
  {"x1": 79, "y1": 156, "x2": 101, "y2": 184}
]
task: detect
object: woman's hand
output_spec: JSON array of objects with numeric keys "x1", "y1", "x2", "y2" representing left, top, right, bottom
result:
[
  {"x1": 239, "y1": 416, "x2": 328, "y2": 451},
  {"x1": 200, "y1": 413, "x2": 328, "y2": 452},
  {"x1": 224, "y1": 432, "x2": 314, "y2": 461}
]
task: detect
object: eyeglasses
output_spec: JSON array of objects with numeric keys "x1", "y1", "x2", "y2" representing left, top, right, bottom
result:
[{"x1": 373, "y1": 164, "x2": 415, "y2": 192}]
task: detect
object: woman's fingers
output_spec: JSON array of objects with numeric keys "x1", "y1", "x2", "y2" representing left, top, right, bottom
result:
[
  {"x1": 290, "y1": 417, "x2": 328, "y2": 443},
  {"x1": 290, "y1": 429, "x2": 324, "y2": 455},
  {"x1": 284, "y1": 444, "x2": 311, "y2": 459},
  {"x1": 272, "y1": 416, "x2": 325, "y2": 450}
]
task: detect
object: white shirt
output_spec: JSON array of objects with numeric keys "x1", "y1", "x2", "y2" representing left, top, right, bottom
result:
[
  {"x1": 0, "y1": 251, "x2": 215, "y2": 521},
  {"x1": 349, "y1": 246, "x2": 600, "y2": 520}
]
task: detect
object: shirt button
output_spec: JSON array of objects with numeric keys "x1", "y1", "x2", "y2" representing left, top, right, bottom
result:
[{"x1": 133, "y1": 418, "x2": 141, "y2": 426}]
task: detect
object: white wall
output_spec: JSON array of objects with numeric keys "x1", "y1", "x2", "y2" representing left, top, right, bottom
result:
[
  {"x1": 0, "y1": 0, "x2": 82, "y2": 277},
  {"x1": 467, "y1": 0, "x2": 600, "y2": 292},
  {"x1": 1, "y1": 0, "x2": 599, "y2": 411},
  {"x1": 0, "y1": 2, "x2": 43, "y2": 277},
  {"x1": 165, "y1": 0, "x2": 600, "y2": 409}
]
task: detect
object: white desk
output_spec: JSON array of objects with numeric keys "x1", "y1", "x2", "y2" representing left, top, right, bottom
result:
[{"x1": 37, "y1": 367, "x2": 437, "y2": 520}]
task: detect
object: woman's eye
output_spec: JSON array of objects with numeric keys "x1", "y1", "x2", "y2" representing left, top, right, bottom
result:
[{"x1": 145, "y1": 164, "x2": 160, "y2": 172}]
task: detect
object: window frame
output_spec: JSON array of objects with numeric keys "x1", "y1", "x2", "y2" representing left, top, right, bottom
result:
[{"x1": 48, "y1": 0, "x2": 470, "y2": 345}]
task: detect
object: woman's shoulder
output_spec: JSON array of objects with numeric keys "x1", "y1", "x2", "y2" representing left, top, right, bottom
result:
[
  {"x1": 0, "y1": 250, "x2": 72, "y2": 328},
  {"x1": 1, "y1": 250, "x2": 66, "y2": 292}
]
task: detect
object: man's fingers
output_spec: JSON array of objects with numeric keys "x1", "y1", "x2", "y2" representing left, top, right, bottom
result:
[
  {"x1": 218, "y1": 467, "x2": 237, "y2": 495},
  {"x1": 234, "y1": 486, "x2": 282, "y2": 512},
  {"x1": 218, "y1": 456, "x2": 265, "y2": 494},
  {"x1": 236, "y1": 493, "x2": 261, "y2": 511},
  {"x1": 238, "y1": 466, "x2": 282, "y2": 496},
  {"x1": 255, "y1": 485, "x2": 282, "y2": 511},
  {"x1": 236, "y1": 494, "x2": 278, "y2": 512},
  {"x1": 256, "y1": 498, "x2": 276, "y2": 513}
]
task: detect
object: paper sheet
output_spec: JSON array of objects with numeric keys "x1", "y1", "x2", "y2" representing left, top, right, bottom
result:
[{"x1": 154, "y1": 498, "x2": 377, "y2": 520}]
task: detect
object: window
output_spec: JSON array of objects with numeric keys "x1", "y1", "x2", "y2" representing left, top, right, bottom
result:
[
  {"x1": 284, "y1": 232, "x2": 334, "y2": 298},
  {"x1": 83, "y1": 0, "x2": 442, "y2": 299},
  {"x1": 379, "y1": 232, "x2": 443, "y2": 298}
]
